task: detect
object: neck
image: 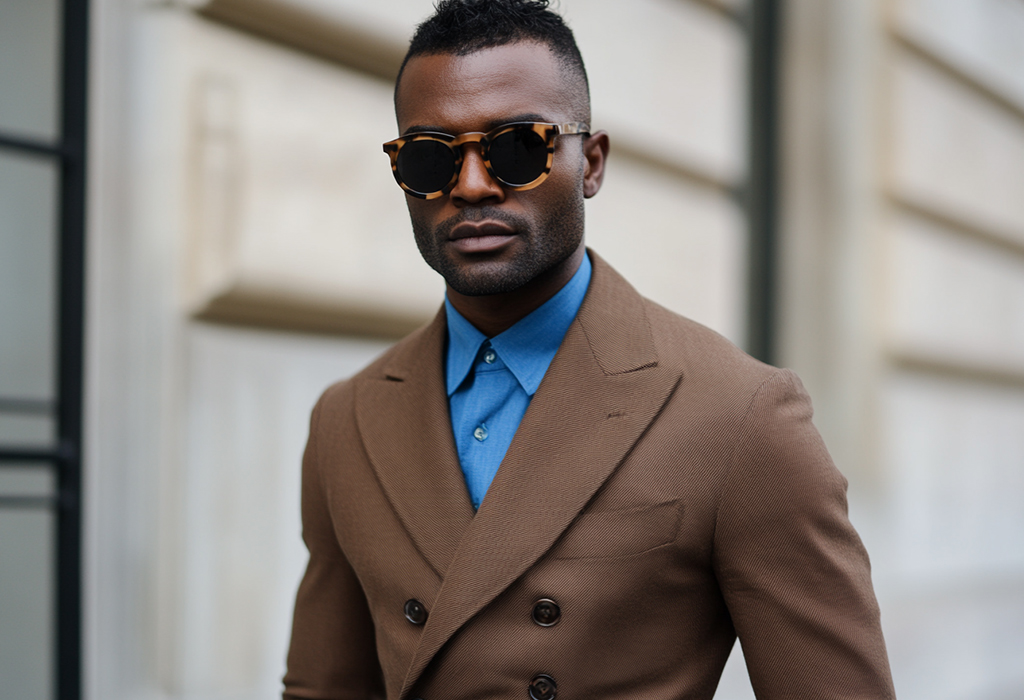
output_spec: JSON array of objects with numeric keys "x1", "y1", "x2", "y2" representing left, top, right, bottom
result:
[{"x1": 446, "y1": 245, "x2": 586, "y2": 338}]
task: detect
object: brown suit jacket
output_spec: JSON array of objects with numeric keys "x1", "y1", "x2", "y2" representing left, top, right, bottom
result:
[{"x1": 283, "y1": 252, "x2": 895, "y2": 700}]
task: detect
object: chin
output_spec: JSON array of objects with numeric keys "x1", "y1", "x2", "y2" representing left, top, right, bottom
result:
[{"x1": 442, "y1": 262, "x2": 536, "y2": 297}]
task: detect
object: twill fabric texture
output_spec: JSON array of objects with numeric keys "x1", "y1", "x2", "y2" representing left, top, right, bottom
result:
[{"x1": 282, "y1": 251, "x2": 896, "y2": 700}]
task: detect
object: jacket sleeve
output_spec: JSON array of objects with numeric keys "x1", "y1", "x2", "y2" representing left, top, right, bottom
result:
[
  {"x1": 283, "y1": 397, "x2": 385, "y2": 700},
  {"x1": 712, "y1": 370, "x2": 896, "y2": 699}
]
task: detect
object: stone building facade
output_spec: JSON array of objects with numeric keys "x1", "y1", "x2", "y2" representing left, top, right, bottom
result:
[{"x1": 1, "y1": 0, "x2": 1022, "y2": 698}]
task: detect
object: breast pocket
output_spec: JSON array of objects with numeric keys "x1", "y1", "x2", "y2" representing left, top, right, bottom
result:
[{"x1": 547, "y1": 499, "x2": 682, "y2": 561}]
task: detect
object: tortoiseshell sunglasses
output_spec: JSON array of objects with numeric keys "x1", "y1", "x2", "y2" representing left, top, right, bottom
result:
[{"x1": 382, "y1": 121, "x2": 590, "y2": 200}]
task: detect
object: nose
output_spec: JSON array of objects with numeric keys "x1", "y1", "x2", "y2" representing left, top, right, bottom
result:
[{"x1": 449, "y1": 143, "x2": 504, "y2": 206}]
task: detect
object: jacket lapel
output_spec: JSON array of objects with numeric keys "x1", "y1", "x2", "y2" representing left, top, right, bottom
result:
[
  {"x1": 355, "y1": 308, "x2": 476, "y2": 579},
  {"x1": 399, "y1": 254, "x2": 684, "y2": 698}
]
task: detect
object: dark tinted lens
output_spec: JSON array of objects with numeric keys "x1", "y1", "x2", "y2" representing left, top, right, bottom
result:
[
  {"x1": 396, "y1": 139, "x2": 456, "y2": 194},
  {"x1": 488, "y1": 127, "x2": 548, "y2": 186}
]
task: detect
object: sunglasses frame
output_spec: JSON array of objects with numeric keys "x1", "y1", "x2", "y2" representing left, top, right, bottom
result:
[{"x1": 383, "y1": 121, "x2": 590, "y2": 200}]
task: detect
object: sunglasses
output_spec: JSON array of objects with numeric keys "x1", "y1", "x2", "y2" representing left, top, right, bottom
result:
[{"x1": 383, "y1": 121, "x2": 590, "y2": 199}]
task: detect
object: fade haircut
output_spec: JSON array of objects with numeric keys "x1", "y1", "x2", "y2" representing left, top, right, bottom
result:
[{"x1": 395, "y1": 0, "x2": 591, "y2": 119}]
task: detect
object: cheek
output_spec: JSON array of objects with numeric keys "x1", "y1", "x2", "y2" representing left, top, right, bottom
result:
[
  {"x1": 405, "y1": 201, "x2": 434, "y2": 243},
  {"x1": 542, "y1": 147, "x2": 585, "y2": 202},
  {"x1": 405, "y1": 197, "x2": 440, "y2": 227},
  {"x1": 544, "y1": 158, "x2": 586, "y2": 206},
  {"x1": 553, "y1": 142, "x2": 585, "y2": 179}
]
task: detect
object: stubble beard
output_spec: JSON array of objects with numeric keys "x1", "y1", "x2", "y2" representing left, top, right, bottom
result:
[{"x1": 411, "y1": 195, "x2": 585, "y2": 297}]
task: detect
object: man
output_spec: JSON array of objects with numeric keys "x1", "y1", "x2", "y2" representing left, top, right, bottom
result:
[{"x1": 283, "y1": 1, "x2": 896, "y2": 698}]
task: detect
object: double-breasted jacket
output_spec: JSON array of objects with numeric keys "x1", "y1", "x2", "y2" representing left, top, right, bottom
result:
[{"x1": 283, "y1": 253, "x2": 895, "y2": 700}]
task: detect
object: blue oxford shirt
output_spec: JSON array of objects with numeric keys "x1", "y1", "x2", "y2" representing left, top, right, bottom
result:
[{"x1": 445, "y1": 253, "x2": 592, "y2": 509}]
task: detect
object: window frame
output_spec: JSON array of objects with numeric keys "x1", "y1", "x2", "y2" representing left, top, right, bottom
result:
[{"x1": 0, "y1": 0, "x2": 89, "y2": 698}]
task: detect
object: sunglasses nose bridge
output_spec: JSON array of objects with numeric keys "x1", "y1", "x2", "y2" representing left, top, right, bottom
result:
[
  {"x1": 449, "y1": 132, "x2": 490, "y2": 169},
  {"x1": 448, "y1": 131, "x2": 488, "y2": 149},
  {"x1": 448, "y1": 136, "x2": 503, "y2": 202}
]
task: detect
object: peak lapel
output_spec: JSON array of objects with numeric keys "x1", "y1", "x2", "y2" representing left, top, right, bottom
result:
[
  {"x1": 399, "y1": 254, "x2": 684, "y2": 698},
  {"x1": 355, "y1": 308, "x2": 476, "y2": 579}
]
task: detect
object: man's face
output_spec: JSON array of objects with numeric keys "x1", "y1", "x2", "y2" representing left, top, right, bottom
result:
[{"x1": 395, "y1": 42, "x2": 589, "y2": 296}]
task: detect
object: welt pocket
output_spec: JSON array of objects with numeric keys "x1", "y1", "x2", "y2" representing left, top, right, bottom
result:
[{"x1": 547, "y1": 500, "x2": 682, "y2": 561}]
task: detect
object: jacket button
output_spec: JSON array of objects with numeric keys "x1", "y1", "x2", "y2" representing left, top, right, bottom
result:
[
  {"x1": 529, "y1": 674, "x2": 557, "y2": 700},
  {"x1": 404, "y1": 599, "x2": 428, "y2": 625},
  {"x1": 532, "y1": 599, "x2": 561, "y2": 627}
]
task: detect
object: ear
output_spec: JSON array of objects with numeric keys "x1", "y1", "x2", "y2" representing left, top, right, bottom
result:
[{"x1": 582, "y1": 130, "x2": 610, "y2": 199}]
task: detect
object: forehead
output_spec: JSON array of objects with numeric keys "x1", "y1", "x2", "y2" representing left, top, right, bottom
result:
[{"x1": 396, "y1": 42, "x2": 574, "y2": 133}]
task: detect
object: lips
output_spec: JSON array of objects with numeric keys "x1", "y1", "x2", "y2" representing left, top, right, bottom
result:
[
  {"x1": 449, "y1": 220, "x2": 515, "y2": 240},
  {"x1": 448, "y1": 220, "x2": 517, "y2": 254}
]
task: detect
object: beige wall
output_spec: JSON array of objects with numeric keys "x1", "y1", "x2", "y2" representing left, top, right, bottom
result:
[
  {"x1": 83, "y1": 0, "x2": 1024, "y2": 698},
  {"x1": 781, "y1": 1, "x2": 1024, "y2": 698},
  {"x1": 86, "y1": 1, "x2": 752, "y2": 698}
]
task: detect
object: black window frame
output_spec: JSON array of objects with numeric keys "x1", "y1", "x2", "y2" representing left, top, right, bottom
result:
[
  {"x1": 745, "y1": 0, "x2": 782, "y2": 365},
  {"x1": 698, "y1": 0, "x2": 782, "y2": 364},
  {"x1": 0, "y1": 0, "x2": 89, "y2": 698}
]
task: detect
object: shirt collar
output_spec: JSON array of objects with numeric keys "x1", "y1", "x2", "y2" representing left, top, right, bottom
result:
[
  {"x1": 445, "y1": 252, "x2": 592, "y2": 396},
  {"x1": 445, "y1": 299, "x2": 488, "y2": 395}
]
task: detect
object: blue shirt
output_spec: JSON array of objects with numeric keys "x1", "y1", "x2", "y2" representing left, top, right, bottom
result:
[{"x1": 445, "y1": 254, "x2": 592, "y2": 509}]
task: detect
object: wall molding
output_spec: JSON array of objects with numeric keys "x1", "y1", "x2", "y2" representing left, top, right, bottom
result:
[
  {"x1": 187, "y1": 0, "x2": 406, "y2": 80},
  {"x1": 612, "y1": 132, "x2": 740, "y2": 198},
  {"x1": 888, "y1": 345, "x2": 1024, "y2": 392},
  {"x1": 890, "y1": 29, "x2": 1024, "y2": 125},
  {"x1": 194, "y1": 283, "x2": 433, "y2": 339},
  {"x1": 887, "y1": 191, "x2": 1024, "y2": 262}
]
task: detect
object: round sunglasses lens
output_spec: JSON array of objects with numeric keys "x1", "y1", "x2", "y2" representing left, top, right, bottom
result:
[
  {"x1": 488, "y1": 127, "x2": 548, "y2": 186},
  {"x1": 396, "y1": 139, "x2": 456, "y2": 194}
]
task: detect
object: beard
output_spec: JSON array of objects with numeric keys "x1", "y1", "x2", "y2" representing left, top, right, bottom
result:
[{"x1": 410, "y1": 191, "x2": 585, "y2": 297}]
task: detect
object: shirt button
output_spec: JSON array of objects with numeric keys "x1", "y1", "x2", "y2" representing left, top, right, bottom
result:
[
  {"x1": 529, "y1": 674, "x2": 557, "y2": 700},
  {"x1": 473, "y1": 424, "x2": 488, "y2": 441},
  {"x1": 532, "y1": 598, "x2": 561, "y2": 626},
  {"x1": 404, "y1": 599, "x2": 428, "y2": 625},
  {"x1": 483, "y1": 348, "x2": 497, "y2": 364}
]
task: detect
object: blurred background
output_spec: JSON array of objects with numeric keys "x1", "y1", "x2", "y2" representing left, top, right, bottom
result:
[{"x1": 1, "y1": 0, "x2": 1023, "y2": 698}]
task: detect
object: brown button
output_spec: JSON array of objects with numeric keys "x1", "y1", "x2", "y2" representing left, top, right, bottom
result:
[
  {"x1": 532, "y1": 599, "x2": 561, "y2": 627},
  {"x1": 529, "y1": 674, "x2": 557, "y2": 700},
  {"x1": 404, "y1": 599, "x2": 427, "y2": 625}
]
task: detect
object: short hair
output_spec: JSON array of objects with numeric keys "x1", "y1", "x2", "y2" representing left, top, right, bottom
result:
[{"x1": 395, "y1": 0, "x2": 590, "y2": 117}]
